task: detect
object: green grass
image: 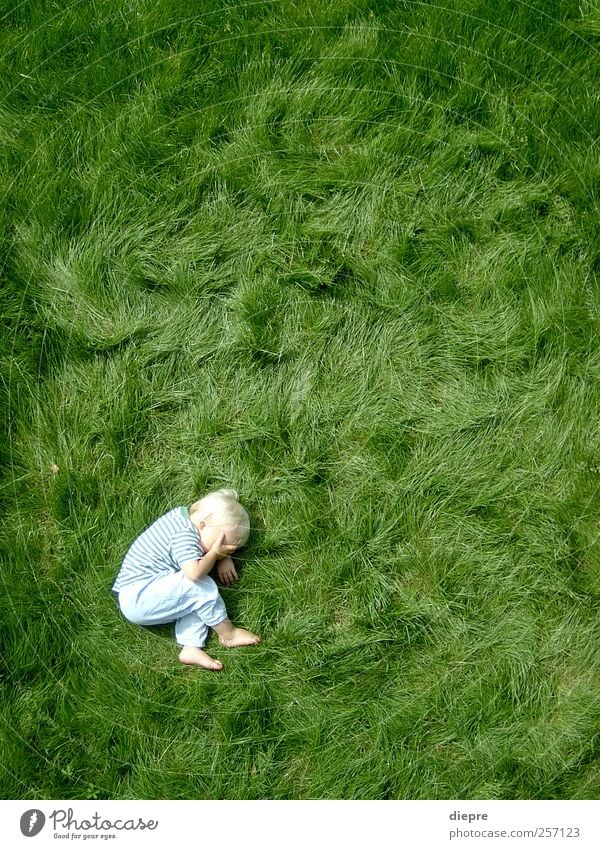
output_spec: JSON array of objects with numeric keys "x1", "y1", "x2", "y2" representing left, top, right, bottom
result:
[{"x1": 1, "y1": 0, "x2": 599, "y2": 799}]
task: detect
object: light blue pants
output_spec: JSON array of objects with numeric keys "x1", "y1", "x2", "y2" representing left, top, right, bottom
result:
[{"x1": 117, "y1": 570, "x2": 228, "y2": 648}]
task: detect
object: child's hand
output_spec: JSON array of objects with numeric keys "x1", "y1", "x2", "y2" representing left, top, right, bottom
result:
[
  {"x1": 215, "y1": 556, "x2": 239, "y2": 586},
  {"x1": 211, "y1": 532, "x2": 238, "y2": 560}
]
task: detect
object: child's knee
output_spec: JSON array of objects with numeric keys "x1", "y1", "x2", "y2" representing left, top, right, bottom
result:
[
  {"x1": 203, "y1": 575, "x2": 222, "y2": 604},
  {"x1": 184, "y1": 573, "x2": 220, "y2": 601}
]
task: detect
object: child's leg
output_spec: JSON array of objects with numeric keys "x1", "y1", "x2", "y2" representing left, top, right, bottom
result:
[
  {"x1": 118, "y1": 571, "x2": 258, "y2": 669},
  {"x1": 174, "y1": 596, "x2": 259, "y2": 669},
  {"x1": 119, "y1": 571, "x2": 226, "y2": 633},
  {"x1": 175, "y1": 604, "x2": 225, "y2": 670},
  {"x1": 211, "y1": 619, "x2": 261, "y2": 648}
]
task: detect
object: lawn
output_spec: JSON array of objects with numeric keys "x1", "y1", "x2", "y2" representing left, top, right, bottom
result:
[{"x1": 0, "y1": 0, "x2": 599, "y2": 799}]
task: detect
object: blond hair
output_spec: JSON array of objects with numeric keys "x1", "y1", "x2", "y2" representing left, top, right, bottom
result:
[{"x1": 190, "y1": 489, "x2": 250, "y2": 544}]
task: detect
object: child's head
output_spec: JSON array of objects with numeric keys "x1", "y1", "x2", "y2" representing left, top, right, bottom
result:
[{"x1": 189, "y1": 489, "x2": 250, "y2": 551}]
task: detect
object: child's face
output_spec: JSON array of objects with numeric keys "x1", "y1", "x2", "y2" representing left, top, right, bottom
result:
[{"x1": 198, "y1": 520, "x2": 244, "y2": 554}]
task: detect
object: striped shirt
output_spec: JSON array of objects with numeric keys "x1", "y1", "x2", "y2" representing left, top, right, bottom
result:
[{"x1": 112, "y1": 506, "x2": 205, "y2": 593}]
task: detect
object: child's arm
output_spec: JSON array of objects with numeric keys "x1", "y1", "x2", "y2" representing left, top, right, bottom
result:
[{"x1": 181, "y1": 534, "x2": 237, "y2": 582}]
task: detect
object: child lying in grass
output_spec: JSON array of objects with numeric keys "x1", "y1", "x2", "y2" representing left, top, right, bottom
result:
[{"x1": 112, "y1": 489, "x2": 260, "y2": 671}]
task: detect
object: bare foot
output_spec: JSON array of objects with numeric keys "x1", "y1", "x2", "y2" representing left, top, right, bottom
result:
[
  {"x1": 178, "y1": 646, "x2": 223, "y2": 671},
  {"x1": 218, "y1": 627, "x2": 261, "y2": 649}
]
